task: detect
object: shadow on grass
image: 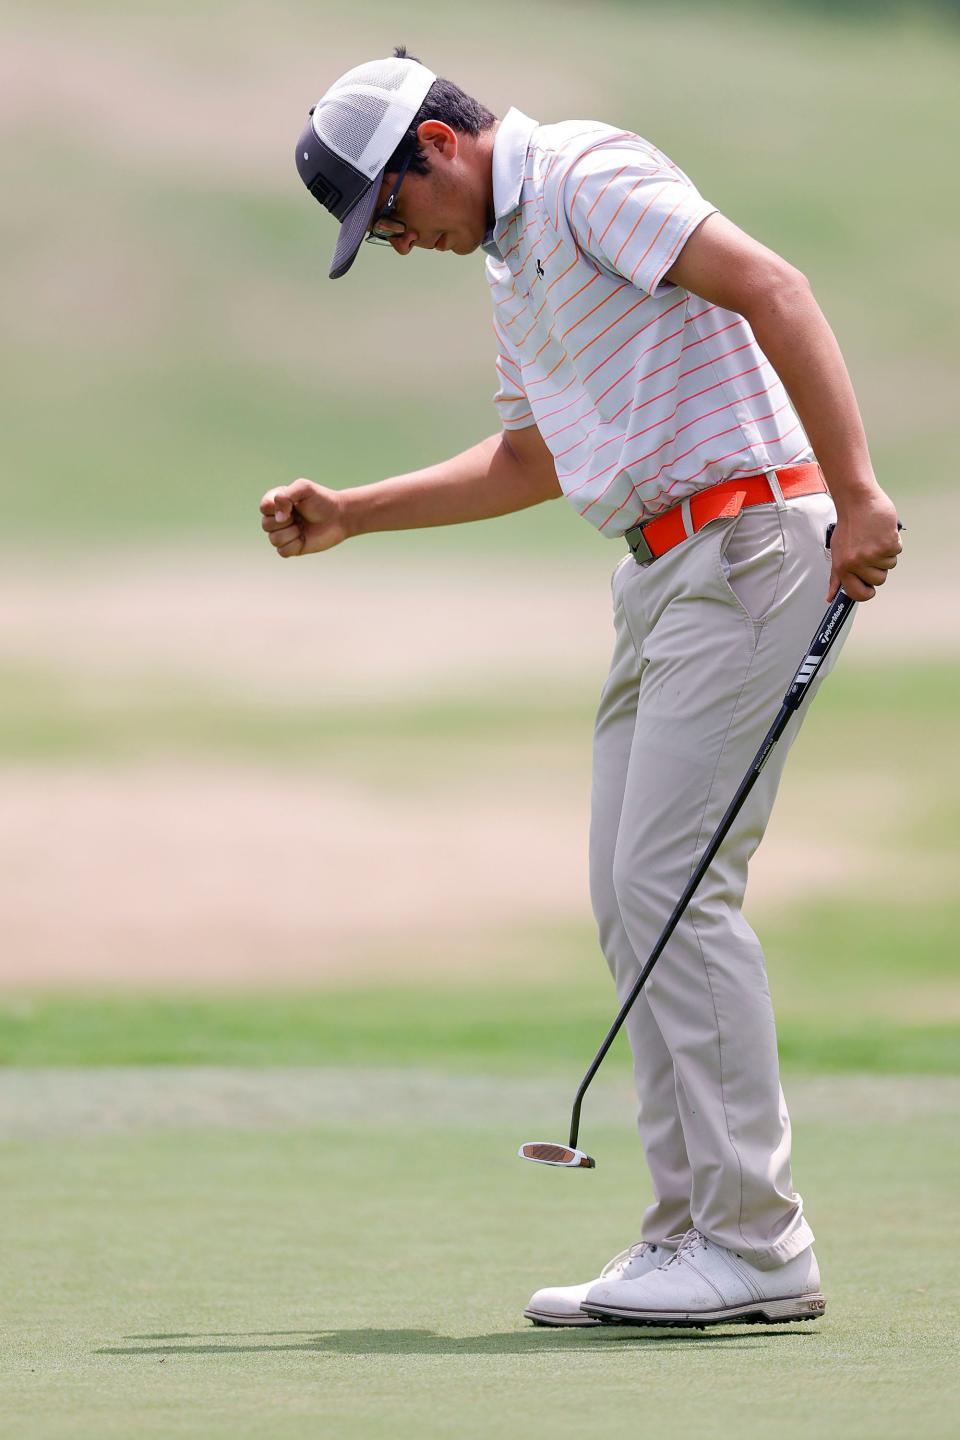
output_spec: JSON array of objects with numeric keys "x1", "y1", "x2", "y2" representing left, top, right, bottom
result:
[{"x1": 100, "y1": 1325, "x2": 817, "y2": 1357}]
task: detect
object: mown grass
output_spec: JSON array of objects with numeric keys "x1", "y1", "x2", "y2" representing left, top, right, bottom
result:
[
  {"x1": 0, "y1": 896, "x2": 955, "y2": 1072},
  {"x1": 0, "y1": 992, "x2": 955, "y2": 1075},
  {"x1": 3, "y1": 1071, "x2": 959, "y2": 1439}
]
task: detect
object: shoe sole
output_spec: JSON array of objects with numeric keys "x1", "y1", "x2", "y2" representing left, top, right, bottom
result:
[
  {"x1": 523, "y1": 1307, "x2": 603, "y2": 1328},
  {"x1": 580, "y1": 1293, "x2": 826, "y2": 1328}
]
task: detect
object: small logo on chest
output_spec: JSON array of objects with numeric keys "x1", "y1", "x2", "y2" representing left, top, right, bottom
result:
[{"x1": 535, "y1": 258, "x2": 545, "y2": 280}]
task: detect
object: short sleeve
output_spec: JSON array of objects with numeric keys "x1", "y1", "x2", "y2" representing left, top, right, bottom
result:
[
  {"x1": 562, "y1": 140, "x2": 716, "y2": 297},
  {"x1": 491, "y1": 320, "x2": 535, "y2": 431}
]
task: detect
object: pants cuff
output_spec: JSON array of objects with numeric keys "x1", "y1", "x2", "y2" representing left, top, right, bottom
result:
[{"x1": 741, "y1": 1216, "x2": 816, "y2": 1271}]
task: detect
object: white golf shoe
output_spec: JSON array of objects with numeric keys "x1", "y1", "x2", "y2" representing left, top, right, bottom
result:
[
  {"x1": 581, "y1": 1228, "x2": 826, "y2": 1328},
  {"x1": 524, "y1": 1241, "x2": 675, "y2": 1327}
]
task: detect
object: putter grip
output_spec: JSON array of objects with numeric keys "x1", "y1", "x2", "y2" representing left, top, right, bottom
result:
[
  {"x1": 782, "y1": 519, "x2": 859, "y2": 712},
  {"x1": 782, "y1": 590, "x2": 855, "y2": 711},
  {"x1": 782, "y1": 513, "x2": 902, "y2": 712}
]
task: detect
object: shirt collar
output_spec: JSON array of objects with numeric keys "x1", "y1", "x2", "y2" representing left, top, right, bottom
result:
[{"x1": 482, "y1": 107, "x2": 538, "y2": 259}]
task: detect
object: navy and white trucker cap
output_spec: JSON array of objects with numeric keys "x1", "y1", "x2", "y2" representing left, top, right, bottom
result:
[{"x1": 294, "y1": 56, "x2": 437, "y2": 280}]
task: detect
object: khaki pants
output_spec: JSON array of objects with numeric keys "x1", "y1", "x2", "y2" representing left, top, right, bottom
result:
[{"x1": 590, "y1": 491, "x2": 847, "y2": 1268}]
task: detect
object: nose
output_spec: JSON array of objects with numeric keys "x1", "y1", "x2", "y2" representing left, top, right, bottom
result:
[{"x1": 390, "y1": 229, "x2": 418, "y2": 256}]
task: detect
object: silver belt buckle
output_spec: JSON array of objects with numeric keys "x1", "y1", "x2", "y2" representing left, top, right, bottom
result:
[{"x1": 624, "y1": 519, "x2": 654, "y2": 565}]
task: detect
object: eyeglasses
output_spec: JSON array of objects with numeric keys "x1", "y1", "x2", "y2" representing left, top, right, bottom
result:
[{"x1": 365, "y1": 152, "x2": 414, "y2": 245}]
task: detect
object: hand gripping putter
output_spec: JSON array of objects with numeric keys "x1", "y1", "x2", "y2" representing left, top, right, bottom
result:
[{"x1": 519, "y1": 552, "x2": 867, "y2": 1171}]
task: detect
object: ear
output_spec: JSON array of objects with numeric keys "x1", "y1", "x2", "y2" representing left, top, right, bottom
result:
[{"x1": 416, "y1": 120, "x2": 458, "y2": 160}]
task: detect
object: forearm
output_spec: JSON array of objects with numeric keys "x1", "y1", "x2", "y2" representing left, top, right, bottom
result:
[
  {"x1": 343, "y1": 431, "x2": 561, "y2": 537},
  {"x1": 745, "y1": 275, "x2": 878, "y2": 511},
  {"x1": 656, "y1": 212, "x2": 899, "y2": 600},
  {"x1": 750, "y1": 282, "x2": 904, "y2": 596},
  {"x1": 667, "y1": 214, "x2": 880, "y2": 511}
]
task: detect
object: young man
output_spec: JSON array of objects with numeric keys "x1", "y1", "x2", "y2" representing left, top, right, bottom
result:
[{"x1": 262, "y1": 50, "x2": 900, "y2": 1328}]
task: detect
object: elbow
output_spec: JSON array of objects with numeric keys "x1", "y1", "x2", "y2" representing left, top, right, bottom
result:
[
  {"x1": 774, "y1": 259, "x2": 811, "y2": 299},
  {"x1": 743, "y1": 260, "x2": 812, "y2": 328}
]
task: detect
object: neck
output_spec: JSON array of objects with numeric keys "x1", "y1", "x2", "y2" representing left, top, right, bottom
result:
[{"x1": 477, "y1": 119, "x2": 500, "y2": 229}]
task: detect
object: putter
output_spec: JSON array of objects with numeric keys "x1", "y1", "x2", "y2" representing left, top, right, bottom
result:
[{"x1": 519, "y1": 524, "x2": 889, "y2": 1170}]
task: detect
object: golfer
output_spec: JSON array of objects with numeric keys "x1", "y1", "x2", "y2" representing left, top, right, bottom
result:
[{"x1": 261, "y1": 50, "x2": 901, "y2": 1328}]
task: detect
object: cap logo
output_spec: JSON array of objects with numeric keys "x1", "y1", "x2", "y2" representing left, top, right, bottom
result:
[{"x1": 309, "y1": 174, "x2": 343, "y2": 210}]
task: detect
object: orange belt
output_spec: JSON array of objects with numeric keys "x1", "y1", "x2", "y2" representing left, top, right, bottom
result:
[{"x1": 623, "y1": 463, "x2": 827, "y2": 564}]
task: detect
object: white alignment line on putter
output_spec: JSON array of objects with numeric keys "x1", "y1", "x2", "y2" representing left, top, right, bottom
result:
[{"x1": 518, "y1": 524, "x2": 893, "y2": 1172}]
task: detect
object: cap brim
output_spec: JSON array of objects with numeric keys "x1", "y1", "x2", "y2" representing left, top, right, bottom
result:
[{"x1": 329, "y1": 175, "x2": 383, "y2": 280}]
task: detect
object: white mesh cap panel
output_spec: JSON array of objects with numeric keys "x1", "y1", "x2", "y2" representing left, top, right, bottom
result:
[
  {"x1": 312, "y1": 56, "x2": 437, "y2": 180},
  {"x1": 314, "y1": 95, "x2": 391, "y2": 164},
  {"x1": 328, "y1": 61, "x2": 409, "y2": 94}
]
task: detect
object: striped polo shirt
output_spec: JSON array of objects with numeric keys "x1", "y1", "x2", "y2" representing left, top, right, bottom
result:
[{"x1": 483, "y1": 109, "x2": 813, "y2": 536}]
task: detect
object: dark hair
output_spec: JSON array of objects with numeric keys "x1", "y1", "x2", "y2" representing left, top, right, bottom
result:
[{"x1": 386, "y1": 45, "x2": 496, "y2": 176}]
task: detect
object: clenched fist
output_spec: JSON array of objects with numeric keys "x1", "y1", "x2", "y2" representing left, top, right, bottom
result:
[
  {"x1": 259, "y1": 479, "x2": 348, "y2": 558},
  {"x1": 826, "y1": 488, "x2": 902, "y2": 603}
]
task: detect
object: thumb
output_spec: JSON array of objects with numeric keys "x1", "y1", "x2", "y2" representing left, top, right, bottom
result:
[
  {"x1": 283, "y1": 478, "x2": 317, "y2": 509},
  {"x1": 260, "y1": 487, "x2": 286, "y2": 519},
  {"x1": 260, "y1": 487, "x2": 293, "y2": 524},
  {"x1": 267, "y1": 478, "x2": 316, "y2": 524},
  {"x1": 826, "y1": 566, "x2": 840, "y2": 604}
]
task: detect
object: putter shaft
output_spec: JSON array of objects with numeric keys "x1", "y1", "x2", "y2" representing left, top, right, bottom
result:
[{"x1": 567, "y1": 588, "x2": 857, "y2": 1151}]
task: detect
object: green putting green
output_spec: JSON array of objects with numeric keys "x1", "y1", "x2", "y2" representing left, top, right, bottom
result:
[{"x1": 4, "y1": 1069, "x2": 959, "y2": 1439}]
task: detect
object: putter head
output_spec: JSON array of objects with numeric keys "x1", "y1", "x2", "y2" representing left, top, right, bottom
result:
[{"x1": 518, "y1": 1141, "x2": 595, "y2": 1169}]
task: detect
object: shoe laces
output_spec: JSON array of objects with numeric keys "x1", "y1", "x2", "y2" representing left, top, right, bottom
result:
[
  {"x1": 601, "y1": 1240, "x2": 657, "y2": 1279},
  {"x1": 661, "y1": 1228, "x2": 708, "y2": 1269}
]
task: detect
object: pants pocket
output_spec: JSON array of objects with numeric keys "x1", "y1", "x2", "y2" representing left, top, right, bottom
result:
[{"x1": 715, "y1": 506, "x2": 786, "y2": 624}]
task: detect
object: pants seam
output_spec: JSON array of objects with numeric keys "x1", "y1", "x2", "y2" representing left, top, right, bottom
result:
[
  {"x1": 597, "y1": 607, "x2": 695, "y2": 1231},
  {"x1": 685, "y1": 613, "x2": 759, "y2": 1254}
]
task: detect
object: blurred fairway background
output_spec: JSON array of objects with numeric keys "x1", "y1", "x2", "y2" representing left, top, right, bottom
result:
[
  {"x1": 3, "y1": 4, "x2": 960, "y2": 1436},
  {"x1": 1, "y1": 0, "x2": 957, "y2": 1067}
]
